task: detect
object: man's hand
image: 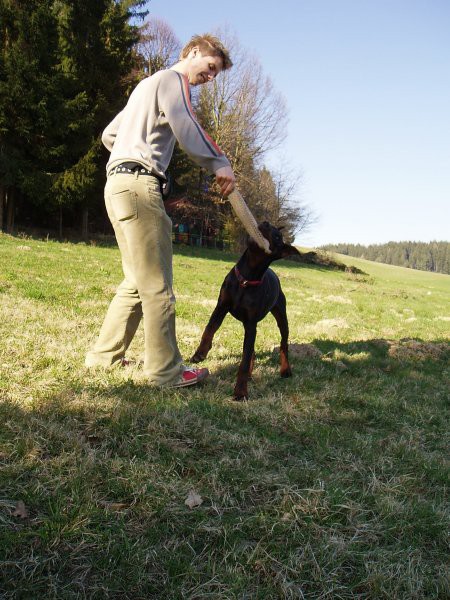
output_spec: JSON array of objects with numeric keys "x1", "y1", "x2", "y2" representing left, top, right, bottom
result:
[{"x1": 215, "y1": 166, "x2": 236, "y2": 196}]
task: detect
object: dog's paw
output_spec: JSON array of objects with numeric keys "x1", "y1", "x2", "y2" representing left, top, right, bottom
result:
[
  {"x1": 280, "y1": 367, "x2": 292, "y2": 378},
  {"x1": 233, "y1": 386, "x2": 248, "y2": 401},
  {"x1": 191, "y1": 352, "x2": 204, "y2": 363},
  {"x1": 233, "y1": 394, "x2": 248, "y2": 402}
]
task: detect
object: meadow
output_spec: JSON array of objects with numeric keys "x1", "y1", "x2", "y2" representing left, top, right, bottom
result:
[{"x1": 0, "y1": 232, "x2": 449, "y2": 599}]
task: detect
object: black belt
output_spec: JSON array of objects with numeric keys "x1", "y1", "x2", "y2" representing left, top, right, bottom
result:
[
  {"x1": 109, "y1": 162, "x2": 165, "y2": 182},
  {"x1": 108, "y1": 162, "x2": 171, "y2": 198}
]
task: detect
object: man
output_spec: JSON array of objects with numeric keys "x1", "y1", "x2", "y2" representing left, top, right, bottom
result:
[{"x1": 85, "y1": 34, "x2": 235, "y2": 387}]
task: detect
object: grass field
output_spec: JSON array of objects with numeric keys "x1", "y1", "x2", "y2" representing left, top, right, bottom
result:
[{"x1": 0, "y1": 232, "x2": 449, "y2": 599}]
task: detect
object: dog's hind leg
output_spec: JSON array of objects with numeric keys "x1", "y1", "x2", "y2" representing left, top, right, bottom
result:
[
  {"x1": 248, "y1": 351, "x2": 256, "y2": 379},
  {"x1": 191, "y1": 304, "x2": 228, "y2": 363},
  {"x1": 234, "y1": 322, "x2": 257, "y2": 400},
  {"x1": 270, "y1": 290, "x2": 292, "y2": 378}
]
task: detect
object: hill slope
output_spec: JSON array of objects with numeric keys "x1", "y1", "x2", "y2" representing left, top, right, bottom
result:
[{"x1": 322, "y1": 241, "x2": 450, "y2": 274}]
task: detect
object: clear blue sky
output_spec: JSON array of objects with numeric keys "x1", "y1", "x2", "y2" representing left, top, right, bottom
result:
[{"x1": 145, "y1": 0, "x2": 449, "y2": 247}]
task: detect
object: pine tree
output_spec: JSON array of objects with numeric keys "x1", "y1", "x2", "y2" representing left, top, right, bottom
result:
[
  {"x1": 50, "y1": 0, "x2": 148, "y2": 238},
  {"x1": 0, "y1": 0, "x2": 62, "y2": 231},
  {"x1": 0, "y1": 0, "x2": 147, "y2": 235}
]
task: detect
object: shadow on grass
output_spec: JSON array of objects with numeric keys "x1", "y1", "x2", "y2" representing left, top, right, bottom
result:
[
  {"x1": 5, "y1": 336, "x2": 446, "y2": 445},
  {"x1": 221, "y1": 335, "x2": 449, "y2": 378}
]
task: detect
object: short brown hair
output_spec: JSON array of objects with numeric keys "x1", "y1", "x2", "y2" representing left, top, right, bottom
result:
[{"x1": 180, "y1": 34, "x2": 233, "y2": 70}]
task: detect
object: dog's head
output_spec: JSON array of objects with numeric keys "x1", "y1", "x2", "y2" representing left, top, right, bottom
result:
[{"x1": 255, "y1": 221, "x2": 301, "y2": 259}]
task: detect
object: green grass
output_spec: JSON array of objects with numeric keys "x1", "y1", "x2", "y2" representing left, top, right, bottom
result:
[{"x1": 0, "y1": 233, "x2": 449, "y2": 599}]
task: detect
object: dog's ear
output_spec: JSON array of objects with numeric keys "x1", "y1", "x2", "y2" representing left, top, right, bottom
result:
[{"x1": 281, "y1": 243, "x2": 301, "y2": 258}]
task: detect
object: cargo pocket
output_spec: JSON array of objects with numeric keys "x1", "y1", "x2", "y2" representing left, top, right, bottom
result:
[{"x1": 111, "y1": 189, "x2": 138, "y2": 222}]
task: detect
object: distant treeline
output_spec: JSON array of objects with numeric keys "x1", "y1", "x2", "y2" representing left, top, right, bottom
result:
[{"x1": 321, "y1": 242, "x2": 450, "y2": 275}]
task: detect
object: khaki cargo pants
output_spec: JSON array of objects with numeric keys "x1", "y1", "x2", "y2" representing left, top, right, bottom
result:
[{"x1": 85, "y1": 171, "x2": 183, "y2": 385}]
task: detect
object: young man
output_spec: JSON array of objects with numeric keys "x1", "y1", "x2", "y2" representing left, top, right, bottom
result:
[{"x1": 85, "y1": 34, "x2": 235, "y2": 387}]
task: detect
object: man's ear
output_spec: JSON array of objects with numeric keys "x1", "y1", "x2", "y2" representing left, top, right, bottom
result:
[{"x1": 281, "y1": 243, "x2": 301, "y2": 258}]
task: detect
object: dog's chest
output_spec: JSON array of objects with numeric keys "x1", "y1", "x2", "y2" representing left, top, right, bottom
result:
[{"x1": 229, "y1": 269, "x2": 280, "y2": 323}]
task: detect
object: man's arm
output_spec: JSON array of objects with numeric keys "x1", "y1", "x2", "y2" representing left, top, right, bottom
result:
[
  {"x1": 101, "y1": 110, "x2": 124, "y2": 151},
  {"x1": 158, "y1": 70, "x2": 235, "y2": 194}
]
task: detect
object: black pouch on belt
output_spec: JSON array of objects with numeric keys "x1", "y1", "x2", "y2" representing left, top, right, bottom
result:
[{"x1": 161, "y1": 172, "x2": 173, "y2": 200}]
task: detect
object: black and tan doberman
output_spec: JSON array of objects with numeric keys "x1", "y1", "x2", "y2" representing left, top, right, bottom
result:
[{"x1": 191, "y1": 222, "x2": 301, "y2": 400}]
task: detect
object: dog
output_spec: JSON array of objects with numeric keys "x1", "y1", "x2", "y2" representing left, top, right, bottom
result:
[{"x1": 191, "y1": 222, "x2": 301, "y2": 400}]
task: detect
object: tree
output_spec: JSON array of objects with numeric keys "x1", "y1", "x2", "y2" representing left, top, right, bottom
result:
[
  {"x1": 0, "y1": 0, "x2": 62, "y2": 232},
  {"x1": 191, "y1": 32, "x2": 298, "y2": 248},
  {"x1": 268, "y1": 163, "x2": 316, "y2": 242},
  {"x1": 50, "y1": 0, "x2": 148, "y2": 238},
  {"x1": 0, "y1": 0, "x2": 147, "y2": 236},
  {"x1": 195, "y1": 32, "x2": 288, "y2": 178},
  {"x1": 136, "y1": 17, "x2": 181, "y2": 75}
]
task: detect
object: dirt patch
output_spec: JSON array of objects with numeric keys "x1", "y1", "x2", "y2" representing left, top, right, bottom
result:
[
  {"x1": 387, "y1": 339, "x2": 449, "y2": 362},
  {"x1": 306, "y1": 295, "x2": 324, "y2": 304},
  {"x1": 196, "y1": 298, "x2": 218, "y2": 307},
  {"x1": 288, "y1": 344, "x2": 349, "y2": 372},
  {"x1": 326, "y1": 295, "x2": 353, "y2": 304},
  {"x1": 311, "y1": 318, "x2": 350, "y2": 332},
  {"x1": 289, "y1": 343, "x2": 323, "y2": 359}
]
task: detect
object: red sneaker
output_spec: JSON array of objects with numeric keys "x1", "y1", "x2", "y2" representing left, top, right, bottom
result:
[{"x1": 168, "y1": 366, "x2": 209, "y2": 388}]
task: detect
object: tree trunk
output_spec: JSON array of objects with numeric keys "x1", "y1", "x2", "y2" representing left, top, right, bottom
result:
[
  {"x1": 81, "y1": 206, "x2": 89, "y2": 241},
  {"x1": 58, "y1": 205, "x2": 63, "y2": 239},
  {"x1": 0, "y1": 185, "x2": 4, "y2": 232},
  {"x1": 6, "y1": 188, "x2": 15, "y2": 233}
]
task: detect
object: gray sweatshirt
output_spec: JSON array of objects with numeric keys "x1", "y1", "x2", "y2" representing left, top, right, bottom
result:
[{"x1": 102, "y1": 69, "x2": 230, "y2": 179}]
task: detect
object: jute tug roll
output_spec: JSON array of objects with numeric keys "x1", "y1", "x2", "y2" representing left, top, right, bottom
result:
[{"x1": 228, "y1": 190, "x2": 271, "y2": 254}]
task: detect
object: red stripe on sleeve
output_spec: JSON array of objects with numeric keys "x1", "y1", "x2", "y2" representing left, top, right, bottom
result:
[{"x1": 181, "y1": 75, "x2": 225, "y2": 157}]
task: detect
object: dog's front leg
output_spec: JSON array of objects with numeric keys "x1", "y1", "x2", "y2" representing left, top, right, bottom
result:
[
  {"x1": 234, "y1": 322, "x2": 257, "y2": 400},
  {"x1": 271, "y1": 290, "x2": 292, "y2": 378},
  {"x1": 191, "y1": 304, "x2": 228, "y2": 363}
]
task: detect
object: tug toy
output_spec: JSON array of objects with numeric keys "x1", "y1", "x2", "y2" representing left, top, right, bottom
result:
[{"x1": 228, "y1": 190, "x2": 271, "y2": 254}]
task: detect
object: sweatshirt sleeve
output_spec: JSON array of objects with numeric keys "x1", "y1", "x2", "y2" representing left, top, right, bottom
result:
[
  {"x1": 157, "y1": 70, "x2": 230, "y2": 174},
  {"x1": 101, "y1": 110, "x2": 124, "y2": 151}
]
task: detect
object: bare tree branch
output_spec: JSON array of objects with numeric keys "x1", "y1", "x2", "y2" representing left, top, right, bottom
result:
[{"x1": 137, "y1": 18, "x2": 181, "y2": 75}]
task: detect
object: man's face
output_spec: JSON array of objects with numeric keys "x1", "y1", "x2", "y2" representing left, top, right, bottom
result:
[{"x1": 187, "y1": 50, "x2": 223, "y2": 86}]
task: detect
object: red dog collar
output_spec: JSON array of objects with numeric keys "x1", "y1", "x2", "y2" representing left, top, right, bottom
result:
[{"x1": 234, "y1": 266, "x2": 265, "y2": 288}]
